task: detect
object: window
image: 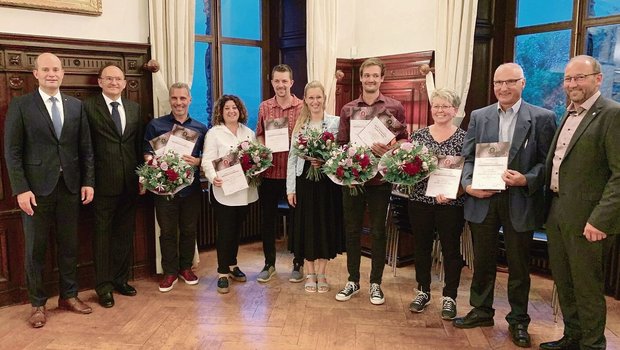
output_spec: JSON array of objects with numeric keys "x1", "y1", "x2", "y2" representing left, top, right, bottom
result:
[
  {"x1": 510, "y1": 0, "x2": 620, "y2": 122},
  {"x1": 190, "y1": 0, "x2": 266, "y2": 129}
]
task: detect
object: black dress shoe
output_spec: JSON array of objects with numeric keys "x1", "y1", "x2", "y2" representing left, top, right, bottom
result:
[
  {"x1": 98, "y1": 292, "x2": 114, "y2": 308},
  {"x1": 453, "y1": 310, "x2": 494, "y2": 329},
  {"x1": 508, "y1": 324, "x2": 531, "y2": 348},
  {"x1": 114, "y1": 283, "x2": 137, "y2": 296},
  {"x1": 539, "y1": 336, "x2": 580, "y2": 350}
]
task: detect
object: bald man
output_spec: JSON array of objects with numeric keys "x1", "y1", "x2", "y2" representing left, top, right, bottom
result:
[
  {"x1": 454, "y1": 63, "x2": 556, "y2": 348},
  {"x1": 4, "y1": 52, "x2": 95, "y2": 328}
]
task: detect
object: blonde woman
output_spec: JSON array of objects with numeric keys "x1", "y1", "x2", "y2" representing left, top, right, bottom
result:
[{"x1": 286, "y1": 81, "x2": 343, "y2": 293}]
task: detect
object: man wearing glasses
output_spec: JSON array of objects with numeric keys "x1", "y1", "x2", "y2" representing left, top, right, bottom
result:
[
  {"x1": 540, "y1": 55, "x2": 620, "y2": 350},
  {"x1": 84, "y1": 64, "x2": 144, "y2": 308},
  {"x1": 455, "y1": 63, "x2": 556, "y2": 348}
]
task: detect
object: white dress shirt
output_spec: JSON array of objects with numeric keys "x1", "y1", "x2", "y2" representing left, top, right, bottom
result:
[
  {"x1": 102, "y1": 93, "x2": 126, "y2": 133},
  {"x1": 39, "y1": 88, "x2": 64, "y2": 125}
]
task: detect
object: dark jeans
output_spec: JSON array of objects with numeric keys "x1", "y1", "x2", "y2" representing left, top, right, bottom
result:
[
  {"x1": 546, "y1": 197, "x2": 614, "y2": 350},
  {"x1": 154, "y1": 191, "x2": 200, "y2": 275},
  {"x1": 342, "y1": 182, "x2": 391, "y2": 285},
  {"x1": 408, "y1": 201, "x2": 464, "y2": 299},
  {"x1": 468, "y1": 191, "x2": 533, "y2": 326},
  {"x1": 259, "y1": 178, "x2": 303, "y2": 267},
  {"x1": 23, "y1": 177, "x2": 80, "y2": 307},
  {"x1": 211, "y1": 192, "x2": 249, "y2": 274},
  {"x1": 93, "y1": 193, "x2": 137, "y2": 295}
]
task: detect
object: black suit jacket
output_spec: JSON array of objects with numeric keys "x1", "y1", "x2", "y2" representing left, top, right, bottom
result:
[
  {"x1": 4, "y1": 90, "x2": 94, "y2": 196},
  {"x1": 83, "y1": 94, "x2": 143, "y2": 196}
]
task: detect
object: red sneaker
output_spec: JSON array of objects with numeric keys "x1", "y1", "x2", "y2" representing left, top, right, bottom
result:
[
  {"x1": 158, "y1": 274, "x2": 178, "y2": 292},
  {"x1": 178, "y1": 269, "x2": 199, "y2": 285}
]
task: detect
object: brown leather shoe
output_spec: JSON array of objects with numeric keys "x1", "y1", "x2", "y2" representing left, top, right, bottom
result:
[
  {"x1": 28, "y1": 306, "x2": 46, "y2": 328},
  {"x1": 58, "y1": 297, "x2": 92, "y2": 314}
]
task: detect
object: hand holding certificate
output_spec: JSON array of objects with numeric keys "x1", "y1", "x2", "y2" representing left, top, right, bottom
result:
[
  {"x1": 471, "y1": 142, "x2": 510, "y2": 190},
  {"x1": 213, "y1": 153, "x2": 249, "y2": 196},
  {"x1": 425, "y1": 155, "x2": 464, "y2": 199},
  {"x1": 264, "y1": 117, "x2": 289, "y2": 153},
  {"x1": 356, "y1": 110, "x2": 406, "y2": 147}
]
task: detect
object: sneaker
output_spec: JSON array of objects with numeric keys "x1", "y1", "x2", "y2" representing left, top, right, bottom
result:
[
  {"x1": 158, "y1": 274, "x2": 178, "y2": 292},
  {"x1": 257, "y1": 265, "x2": 276, "y2": 283},
  {"x1": 229, "y1": 267, "x2": 247, "y2": 282},
  {"x1": 335, "y1": 281, "x2": 360, "y2": 301},
  {"x1": 217, "y1": 277, "x2": 229, "y2": 294},
  {"x1": 441, "y1": 297, "x2": 457, "y2": 320},
  {"x1": 178, "y1": 269, "x2": 199, "y2": 285},
  {"x1": 289, "y1": 263, "x2": 304, "y2": 283},
  {"x1": 369, "y1": 283, "x2": 385, "y2": 305},
  {"x1": 409, "y1": 290, "x2": 431, "y2": 312}
]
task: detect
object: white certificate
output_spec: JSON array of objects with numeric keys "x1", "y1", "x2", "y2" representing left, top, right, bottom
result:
[
  {"x1": 163, "y1": 134, "x2": 196, "y2": 157},
  {"x1": 264, "y1": 117, "x2": 289, "y2": 153},
  {"x1": 357, "y1": 116, "x2": 395, "y2": 147},
  {"x1": 425, "y1": 156, "x2": 464, "y2": 199},
  {"x1": 350, "y1": 119, "x2": 370, "y2": 146},
  {"x1": 471, "y1": 142, "x2": 510, "y2": 190},
  {"x1": 214, "y1": 160, "x2": 249, "y2": 196}
]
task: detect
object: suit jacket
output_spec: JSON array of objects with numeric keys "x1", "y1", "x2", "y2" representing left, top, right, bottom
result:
[
  {"x1": 461, "y1": 101, "x2": 556, "y2": 232},
  {"x1": 4, "y1": 90, "x2": 95, "y2": 196},
  {"x1": 545, "y1": 95, "x2": 620, "y2": 235},
  {"x1": 83, "y1": 94, "x2": 143, "y2": 196}
]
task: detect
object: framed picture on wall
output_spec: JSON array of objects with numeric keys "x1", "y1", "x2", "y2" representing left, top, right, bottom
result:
[{"x1": 0, "y1": 0, "x2": 102, "y2": 16}]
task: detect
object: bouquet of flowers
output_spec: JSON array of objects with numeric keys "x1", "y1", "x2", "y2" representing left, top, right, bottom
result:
[
  {"x1": 292, "y1": 127, "x2": 337, "y2": 181},
  {"x1": 378, "y1": 141, "x2": 438, "y2": 195},
  {"x1": 136, "y1": 150, "x2": 195, "y2": 198},
  {"x1": 231, "y1": 139, "x2": 273, "y2": 187},
  {"x1": 323, "y1": 144, "x2": 378, "y2": 195}
]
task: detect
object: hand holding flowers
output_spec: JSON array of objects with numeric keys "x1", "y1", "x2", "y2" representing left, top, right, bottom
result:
[
  {"x1": 378, "y1": 141, "x2": 438, "y2": 194},
  {"x1": 323, "y1": 144, "x2": 378, "y2": 195},
  {"x1": 292, "y1": 127, "x2": 337, "y2": 181},
  {"x1": 231, "y1": 140, "x2": 273, "y2": 187},
  {"x1": 136, "y1": 150, "x2": 195, "y2": 199}
]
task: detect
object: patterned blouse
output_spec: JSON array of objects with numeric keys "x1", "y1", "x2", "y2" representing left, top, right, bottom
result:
[{"x1": 409, "y1": 127, "x2": 466, "y2": 206}]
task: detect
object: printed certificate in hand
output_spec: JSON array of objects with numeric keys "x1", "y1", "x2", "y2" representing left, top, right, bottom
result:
[
  {"x1": 357, "y1": 116, "x2": 396, "y2": 147},
  {"x1": 425, "y1": 155, "x2": 464, "y2": 199},
  {"x1": 264, "y1": 117, "x2": 289, "y2": 153},
  {"x1": 471, "y1": 142, "x2": 509, "y2": 190},
  {"x1": 350, "y1": 107, "x2": 373, "y2": 146},
  {"x1": 164, "y1": 134, "x2": 196, "y2": 157},
  {"x1": 213, "y1": 153, "x2": 249, "y2": 196},
  {"x1": 149, "y1": 132, "x2": 171, "y2": 156}
]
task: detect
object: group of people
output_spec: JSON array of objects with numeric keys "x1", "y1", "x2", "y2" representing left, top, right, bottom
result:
[{"x1": 4, "y1": 52, "x2": 618, "y2": 350}]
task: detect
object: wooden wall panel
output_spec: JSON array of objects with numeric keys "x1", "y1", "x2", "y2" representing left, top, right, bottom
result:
[{"x1": 0, "y1": 33, "x2": 155, "y2": 307}]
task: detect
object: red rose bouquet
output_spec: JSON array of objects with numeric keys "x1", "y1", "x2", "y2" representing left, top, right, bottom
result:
[
  {"x1": 231, "y1": 139, "x2": 273, "y2": 187},
  {"x1": 292, "y1": 127, "x2": 337, "y2": 181},
  {"x1": 323, "y1": 144, "x2": 378, "y2": 195},
  {"x1": 136, "y1": 150, "x2": 194, "y2": 198},
  {"x1": 378, "y1": 141, "x2": 438, "y2": 195}
]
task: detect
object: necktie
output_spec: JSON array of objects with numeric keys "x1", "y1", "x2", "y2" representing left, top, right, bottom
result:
[
  {"x1": 50, "y1": 96, "x2": 62, "y2": 138},
  {"x1": 110, "y1": 101, "x2": 123, "y2": 135}
]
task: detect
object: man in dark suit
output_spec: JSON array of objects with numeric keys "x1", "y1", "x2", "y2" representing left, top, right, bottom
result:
[
  {"x1": 83, "y1": 64, "x2": 143, "y2": 308},
  {"x1": 455, "y1": 63, "x2": 556, "y2": 348},
  {"x1": 4, "y1": 52, "x2": 95, "y2": 328},
  {"x1": 540, "y1": 55, "x2": 620, "y2": 350}
]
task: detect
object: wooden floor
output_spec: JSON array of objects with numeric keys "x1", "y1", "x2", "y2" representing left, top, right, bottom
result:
[{"x1": 1, "y1": 240, "x2": 619, "y2": 350}]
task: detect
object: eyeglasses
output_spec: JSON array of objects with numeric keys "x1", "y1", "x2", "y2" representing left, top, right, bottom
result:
[
  {"x1": 100, "y1": 76, "x2": 125, "y2": 83},
  {"x1": 431, "y1": 105, "x2": 454, "y2": 110},
  {"x1": 563, "y1": 72, "x2": 599, "y2": 83},
  {"x1": 492, "y1": 78, "x2": 523, "y2": 88}
]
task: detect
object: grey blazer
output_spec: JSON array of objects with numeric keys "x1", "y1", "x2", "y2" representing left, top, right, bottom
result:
[{"x1": 461, "y1": 101, "x2": 556, "y2": 232}]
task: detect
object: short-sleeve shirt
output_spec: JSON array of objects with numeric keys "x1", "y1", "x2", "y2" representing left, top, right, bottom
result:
[
  {"x1": 143, "y1": 113, "x2": 208, "y2": 197},
  {"x1": 255, "y1": 96, "x2": 303, "y2": 179},
  {"x1": 409, "y1": 127, "x2": 466, "y2": 206},
  {"x1": 337, "y1": 93, "x2": 407, "y2": 186}
]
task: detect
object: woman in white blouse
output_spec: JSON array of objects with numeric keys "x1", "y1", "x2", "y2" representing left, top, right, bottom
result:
[
  {"x1": 202, "y1": 95, "x2": 258, "y2": 294},
  {"x1": 286, "y1": 81, "x2": 343, "y2": 293}
]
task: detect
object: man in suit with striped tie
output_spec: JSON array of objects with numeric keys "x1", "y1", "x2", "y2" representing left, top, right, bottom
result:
[
  {"x1": 4, "y1": 52, "x2": 95, "y2": 328},
  {"x1": 83, "y1": 64, "x2": 144, "y2": 308}
]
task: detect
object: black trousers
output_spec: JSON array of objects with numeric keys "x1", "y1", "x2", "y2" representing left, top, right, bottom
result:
[
  {"x1": 211, "y1": 192, "x2": 249, "y2": 274},
  {"x1": 154, "y1": 191, "x2": 200, "y2": 275},
  {"x1": 92, "y1": 192, "x2": 137, "y2": 295},
  {"x1": 408, "y1": 201, "x2": 464, "y2": 299},
  {"x1": 259, "y1": 178, "x2": 303, "y2": 267},
  {"x1": 22, "y1": 177, "x2": 80, "y2": 307},
  {"x1": 468, "y1": 191, "x2": 533, "y2": 326},
  {"x1": 341, "y1": 182, "x2": 391, "y2": 285}
]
